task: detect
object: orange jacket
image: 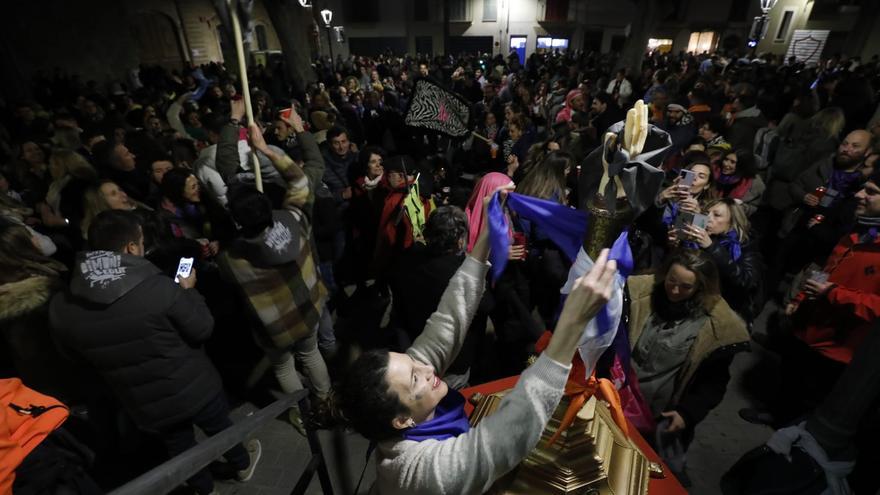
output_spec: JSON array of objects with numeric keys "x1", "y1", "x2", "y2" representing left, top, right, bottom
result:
[{"x1": 0, "y1": 378, "x2": 68, "y2": 494}]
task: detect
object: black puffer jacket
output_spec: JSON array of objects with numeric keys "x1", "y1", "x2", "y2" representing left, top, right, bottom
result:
[
  {"x1": 705, "y1": 238, "x2": 763, "y2": 322},
  {"x1": 49, "y1": 251, "x2": 221, "y2": 431}
]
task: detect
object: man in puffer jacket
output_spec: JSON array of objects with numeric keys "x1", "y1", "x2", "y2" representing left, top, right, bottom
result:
[{"x1": 49, "y1": 210, "x2": 260, "y2": 495}]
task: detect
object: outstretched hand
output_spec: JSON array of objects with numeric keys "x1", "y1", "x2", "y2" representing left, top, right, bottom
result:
[
  {"x1": 558, "y1": 248, "x2": 617, "y2": 327},
  {"x1": 470, "y1": 183, "x2": 516, "y2": 263},
  {"x1": 545, "y1": 248, "x2": 618, "y2": 365}
]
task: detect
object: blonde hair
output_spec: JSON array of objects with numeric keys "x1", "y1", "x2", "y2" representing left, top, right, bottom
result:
[
  {"x1": 80, "y1": 181, "x2": 113, "y2": 239},
  {"x1": 705, "y1": 197, "x2": 750, "y2": 243},
  {"x1": 810, "y1": 106, "x2": 845, "y2": 141},
  {"x1": 49, "y1": 149, "x2": 97, "y2": 182}
]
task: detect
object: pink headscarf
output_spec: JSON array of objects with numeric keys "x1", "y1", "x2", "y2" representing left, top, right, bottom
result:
[
  {"x1": 465, "y1": 172, "x2": 514, "y2": 252},
  {"x1": 555, "y1": 89, "x2": 584, "y2": 124}
]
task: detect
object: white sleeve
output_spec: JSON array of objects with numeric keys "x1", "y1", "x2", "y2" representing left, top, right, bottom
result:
[{"x1": 383, "y1": 354, "x2": 570, "y2": 495}]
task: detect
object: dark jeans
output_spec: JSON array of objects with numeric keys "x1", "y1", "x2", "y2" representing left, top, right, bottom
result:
[
  {"x1": 157, "y1": 393, "x2": 249, "y2": 494},
  {"x1": 775, "y1": 335, "x2": 847, "y2": 424}
]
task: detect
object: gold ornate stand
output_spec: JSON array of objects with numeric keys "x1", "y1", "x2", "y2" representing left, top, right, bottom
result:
[{"x1": 471, "y1": 392, "x2": 650, "y2": 495}]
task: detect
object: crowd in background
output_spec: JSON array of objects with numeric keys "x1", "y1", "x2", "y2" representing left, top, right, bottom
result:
[{"x1": 2, "y1": 45, "x2": 880, "y2": 493}]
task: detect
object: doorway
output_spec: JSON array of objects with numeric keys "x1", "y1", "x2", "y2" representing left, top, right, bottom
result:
[{"x1": 509, "y1": 35, "x2": 527, "y2": 64}]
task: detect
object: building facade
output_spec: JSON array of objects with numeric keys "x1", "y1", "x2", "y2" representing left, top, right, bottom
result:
[
  {"x1": 319, "y1": 0, "x2": 762, "y2": 62},
  {"x1": 756, "y1": 0, "x2": 880, "y2": 61}
]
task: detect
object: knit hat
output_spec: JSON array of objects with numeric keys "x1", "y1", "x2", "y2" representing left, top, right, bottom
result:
[
  {"x1": 310, "y1": 111, "x2": 335, "y2": 131},
  {"x1": 666, "y1": 103, "x2": 687, "y2": 112}
]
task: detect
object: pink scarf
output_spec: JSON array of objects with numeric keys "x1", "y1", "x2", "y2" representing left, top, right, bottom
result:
[{"x1": 465, "y1": 172, "x2": 513, "y2": 252}]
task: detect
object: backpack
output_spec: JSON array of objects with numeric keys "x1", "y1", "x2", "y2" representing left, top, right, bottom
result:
[{"x1": 753, "y1": 127, "x2": 779, "y2": 173}]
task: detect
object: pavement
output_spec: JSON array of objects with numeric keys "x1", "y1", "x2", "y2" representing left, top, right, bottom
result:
[{"x1": 211, "y1": 303, "x2": 784, "y2": 495}]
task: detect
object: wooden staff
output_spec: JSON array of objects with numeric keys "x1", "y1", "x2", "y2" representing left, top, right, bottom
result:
[
  {"x1": 471, "y1": 131, "x2": 492, "y2": 143},
  {"x1": 228, "y1": 0, "x2": 263, "y2": 192}
]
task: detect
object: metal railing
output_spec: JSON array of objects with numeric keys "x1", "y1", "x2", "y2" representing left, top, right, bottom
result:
[{"x1": 110, "y1": 390, "x2": 334, "y2": 495}]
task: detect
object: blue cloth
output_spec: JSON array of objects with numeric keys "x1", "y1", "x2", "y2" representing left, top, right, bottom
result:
[
  {"x1": 487, "y1": 192, "x2": 588, "y2": 281},
  {"x1": 594, "y1": 230, "x2": 633, "y2": 336},
  {"x1": 402, "y1": 389, "x2": 471, "y2": 442},
  {"x1": 717, "y1": 230, "x2": 742, "y2": 262},
  {"x1": 661, "y1": 202, "x2": 679, "y2": 227}
]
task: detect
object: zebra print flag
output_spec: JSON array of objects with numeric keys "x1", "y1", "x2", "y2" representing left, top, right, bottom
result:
[{"x1": 404, "y1": 78, "x2": 472, "y2": 138}]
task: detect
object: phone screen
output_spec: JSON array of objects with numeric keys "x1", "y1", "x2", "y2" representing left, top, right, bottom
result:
[
  {"x1": 174, "y1": 257, "x2": 194, "y2": 284},
  {"x1": 679, "y1": 169, "x2": 696, "y2": 188}
]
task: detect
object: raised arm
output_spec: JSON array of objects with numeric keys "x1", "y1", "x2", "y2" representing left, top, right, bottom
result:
[
  {"x1": 216, "y1": 100, "x2": 246, "y2": 183},
  {"x1": 407, "y1": 229, "x2": 490, "y2": 374},
  {"x1": 407, "y1": 189, "x2": 495, "y2": 373},
  {"x1": 385, "y1": 250, "x2": 618, "y2": 495}
]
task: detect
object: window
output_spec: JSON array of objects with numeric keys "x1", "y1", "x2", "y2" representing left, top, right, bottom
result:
[
  {"x1": 775, "y1": 10, "x2": 795, "y2": 42},
  {"x1": 686, "y1": 31, "x2": 716, "y2": 54},
  {"x1": 647, "y1": 38, "x2": 674, "y2": 54},
  {"x1": 414, "y1": 0, "x2": 429, "y2": 21},
  {"x1": 482, "y1": 0, "x2": 497, "y2": 21},
  {"x1": 255, "y1": 24, "x2": 268, "y2": 51},
  {"x1": 536, "y1": 36, "x2": 570, "y2": 53},
  {"x1": 448, "y1": 0, "x2": 468, "y2": 21},
  {"x1": 544, "y1": 0, "x2": 570, "y2": 21}
]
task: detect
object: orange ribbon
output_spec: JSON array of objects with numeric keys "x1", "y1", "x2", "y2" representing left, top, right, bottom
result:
[{"x1": 546, "y1": 373, "x2": 628, "y2": 447}]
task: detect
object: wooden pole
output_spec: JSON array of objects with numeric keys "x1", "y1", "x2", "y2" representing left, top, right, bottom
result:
[{"x1": 228, "y1": 0, "x2": 263, "y2": 192}]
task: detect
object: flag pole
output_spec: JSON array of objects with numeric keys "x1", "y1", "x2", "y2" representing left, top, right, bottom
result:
[{"x1": 228, "y1": 0, "x2": 263, "y2": 192}]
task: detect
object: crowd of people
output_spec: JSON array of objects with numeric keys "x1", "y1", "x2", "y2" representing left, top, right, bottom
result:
[{"x1": 2, "y1": 45, "x2": 880, "y2": 494}]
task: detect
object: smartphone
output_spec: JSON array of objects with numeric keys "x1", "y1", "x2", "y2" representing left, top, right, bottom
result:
[
  {"x1": 174, "y1": 257, "x2": 194, "y2": 284},
  {"x1": 679, "y1": 169, "x2": 696, "y2": 188},
  {"x1": 674, "y1": 212, "x2": 695, "y2": 231},
  {"x1": 809, "y1": 271, "x2": 829, "y2": 284},
  {"x1": 692, "y1": 213, "x2": 708, "y2": 230}
]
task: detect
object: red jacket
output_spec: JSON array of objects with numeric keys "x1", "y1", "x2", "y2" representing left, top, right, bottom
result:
[{"x1": 794, "y1": 232, "x2": 880, "y2": 363}]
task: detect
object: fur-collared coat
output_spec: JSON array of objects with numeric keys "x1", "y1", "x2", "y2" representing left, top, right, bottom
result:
[{"x1": 0, "y1": 276, "x2": 77, "y2": 399}]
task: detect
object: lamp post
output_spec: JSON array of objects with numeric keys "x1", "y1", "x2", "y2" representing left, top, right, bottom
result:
[
  {"x1": 748, "y1": 0, "x2": 778, "y2": 48},
  {"x1": 320, "y1": 8, "x2": 334, "y2": 62}
]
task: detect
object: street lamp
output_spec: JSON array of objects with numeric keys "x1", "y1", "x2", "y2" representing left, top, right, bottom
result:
[
  {"x1": 297, "y1": 0, "x2": 312, "y2": 7},
  {"x1": 320, "y1": 8, "x2": 334, "y2": 61},
  {"x1": 759, "y1": 0, "x2": 778, "y2": 14},
  {"x1": 748, "y1": 0, "x2": 778, "y2": 48}
]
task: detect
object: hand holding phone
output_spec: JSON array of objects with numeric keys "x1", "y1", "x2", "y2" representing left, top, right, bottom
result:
[
  {"x1": 175, "y1": 257, "x2": 194, "y2": 284},
  {"x1": 679, "y1": 169, "x2": 696, "y2": 189}
]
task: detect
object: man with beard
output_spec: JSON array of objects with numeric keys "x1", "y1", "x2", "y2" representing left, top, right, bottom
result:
[
  {"x1": 588, "y1": 92, "x2": 625, "y2": 139},
  {"x1": 766, "y1": 130, "x2": 875, "y2": 295},
  {"x1": 741, "y1": 169, "x2": 880, "y2": 427},
  {"x1": 790, "y1": 130, "x2": 874, "y2": 210},
  {"x1": 625, "y1": 249, "x2": 749, "y2": 480}
]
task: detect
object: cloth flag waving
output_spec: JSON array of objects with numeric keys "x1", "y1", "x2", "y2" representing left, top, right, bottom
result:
[{"x1": 404, "y1": 78, "x2": 472, "y2": 138}]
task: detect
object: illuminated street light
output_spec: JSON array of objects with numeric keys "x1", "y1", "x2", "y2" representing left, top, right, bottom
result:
[
  {"x1": 297, "y1": 0, "x2": 312, "y2": 7},
  {"x1": 320, "y1": 8, "x2": 333, "y2": 28},
  {"x1": 759, "y1": 0, "x2": 778, "y2": 14},
  {"x1": 749, "y1": 0, "x2": 778, "y2": 47}
]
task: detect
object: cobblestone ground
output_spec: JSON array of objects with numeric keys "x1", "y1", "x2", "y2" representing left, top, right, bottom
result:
[{"x1": 215, "y1": 305, "x2": 783, "y2": 495}]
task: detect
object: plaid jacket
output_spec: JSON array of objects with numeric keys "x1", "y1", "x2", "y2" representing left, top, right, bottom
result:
[
  {"x1": 219, "y1": 208, "x2": 327, "y2": 349},
  {"x1": 217, "y1": 126, "x2": 328, "y2": 349}
]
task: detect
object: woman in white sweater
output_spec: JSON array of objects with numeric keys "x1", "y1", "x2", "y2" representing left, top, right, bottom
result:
[{"x1": 336, "y1": 188, "x2": 618, "y2": 495}]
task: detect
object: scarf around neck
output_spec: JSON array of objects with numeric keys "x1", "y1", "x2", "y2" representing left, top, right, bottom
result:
[
  {"x1": 402, "y1": 389, "x2": 470, "y2": 442},
  {"x1": 716, "y1": 229, "x2": 742, "y2": 262},
  {"x1": 363, "y1": 173, "x2": 383, "y2": 190}
]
